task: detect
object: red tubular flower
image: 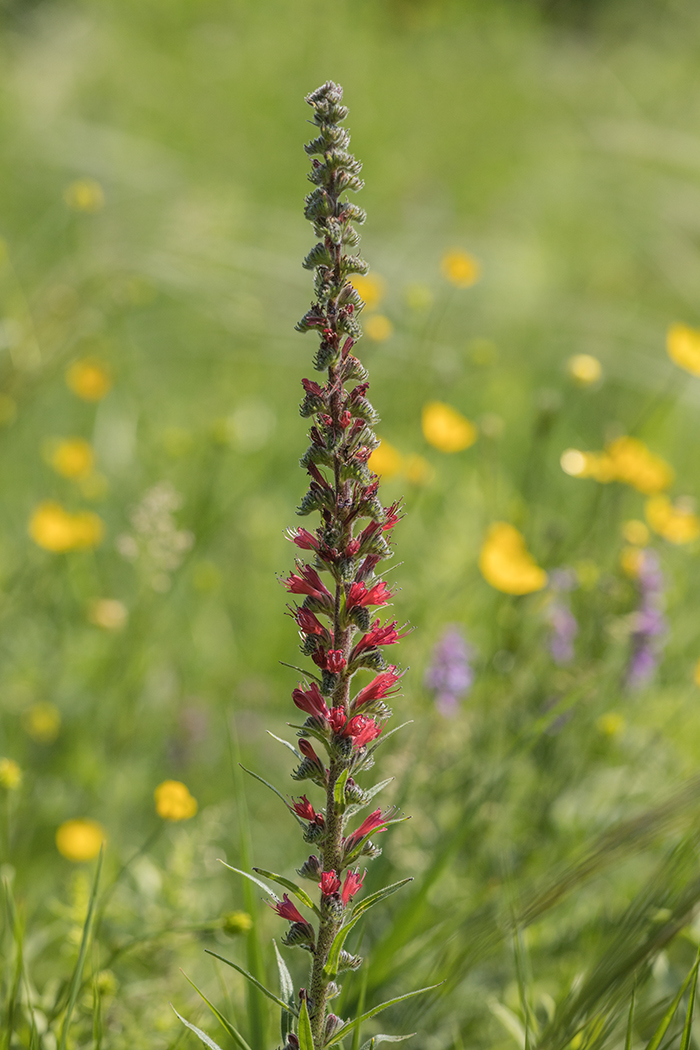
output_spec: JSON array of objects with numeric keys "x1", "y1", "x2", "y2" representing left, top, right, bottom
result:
[
  {"x1": 346, "y1": 580, "x2": 392, "y2": 610},
  {"x1": 345, "y1": 808, "x2": 392, "y2": 851},
  {"x1": 343, "y1": 714, "x2": 382, "y2": 748},
  {"x1": 382, "y1": 502, "x2": 402, "y2": 531},
  {"x1": 319, "y1": 870, "x2": 341, "y2": 896},
  {"x1": 291, "y1": 795, "x2": 325, "y2": 826},
  {"x1": 286, "y1": 527, "x2": 319, "y2": 551},
  {"x1": 353, "y1": 666, "x2": 403, "y2": 708},
  {"x1": 284, "y1": 564, "x2": 333, "y2": 604},
  {"x1": 326, "y1": 650, "x2": 346, "y2": 673},
  {"x1": 269, "y1": 894, "x2": 308, "y2": 924},
  {"x1": 302, "y1": 378, "x2": 324, "y2": 397},
  {"x1": 295, "y1": 607, "x2": 331, "y2": 639},
  {"x1": 292, "y1": 682, "x2": 330, "y2": 721},
  {"x1": 341, "y1": 868, "x2": 365, "y2": 905},
  {"x1": 298, "y1": 738, "x2": 325, "y2": 775},
  {"x1": 328, "y1": 707, "x2": 346, "y2": 734},
  {"x1": 351, "y1": 620, "x2": 409, "y2": 659}
]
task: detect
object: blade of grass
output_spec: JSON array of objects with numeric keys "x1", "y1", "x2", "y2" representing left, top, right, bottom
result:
[{"x1": 57, "y1": 846, "x2": 103, "y2": 1050}]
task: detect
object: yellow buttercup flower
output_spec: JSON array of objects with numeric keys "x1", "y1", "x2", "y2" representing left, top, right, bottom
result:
[
  {"x1": 622, "y1": 519, "x2": 650, "y2": 546},
  {"x1": 606, "y1": 437, "x2": 673, "y2": 495},
  {"x1": 154, "y1": 780, "x2": 198, "y2": 821},
  {"x1": 352, "y1": 273, "x2": 386, "y2": 311},
  {"x1": 694, "y1": 658, "x2": 700, "y2": 688},
  {"x1": 562, "y1": 440, "x2": 673, "y2": 494},
  {"x1": 0, "y1": 758, "x2": 22, "y2": 790},
  {"x1": 88, "y1": 599, "x2": 128, "y2": 630},
  {"x1": 666, "y1": 323, "x2": 700, "y2": 377},
  {"x1": 368, "y1": 439, "x2": 403, "y2": 479},
  {"x1": 441, "y1": 249, "x2": 481, "y2": 288},
  {"x1": 66, "y1": 358, "x2": 112, "y2": 401},
  {"x1": 422, "y1": 401, "x2": 477, "y2": 453},
  {"x1": 596, "y1": 713, "x2": 625, "y2": 737},
  {"x1": 365, "y1": 315, "x2": 393, "y2": 342},
  {"x1": 645, "y1": 495, "x2": 700, "y2": 544},
  {"x1": 23, "y1": 702, "x2": 61, "y2": 744},
  {"x1": 64, "y1": 179, "x2": 105, "y2": 213},
  {"x1": 479, "y1": 522, "x2": 547, "y2": 595},
  {"x1": 49, "y1": 438, "x2": 95, "y2": 480},
  {"x1": 56, "y1": 818, "x2": 106, "y2": 861},
  {"x1": 567, "y1": 354, "x2": 602, "y2": 386},
  {"x1": 29, "y1": 502, "x2": 104, "y2": 552}
]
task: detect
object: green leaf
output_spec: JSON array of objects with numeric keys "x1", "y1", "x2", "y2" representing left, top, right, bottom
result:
[
  {"x1": 253, "y1": 868, "x2": 321, "y2": 917},
  {"x1": 180, "y1": 970, "x2": 253, "y2": 1050},
  {"x1": 220, "y1": 863, "x2": 280, "y2": 900},
  {"x1": 240, "y1": 765, "x2": 305, "y2": 827},
  {"x1": 171, "y1": 1007, "x2": 224, "y2": 1050},
  {"x1": 359, "y1": 1035, "x2": 415, "y2": 1050},
  {"x1": 297, "y1": 998, "x2": 314, "y2": 1050},
  {"x1": 268, "y1": 732, "x2": 301, "y2": 758},
  {"x1": 625, "y1": 991, "x2": 635, "y2": 1050},
  {"x1": 369, "y1": 721, "x2": 413, "y2": 752},
  {"x1": 351, "y1": 878, "x2": 413, "y2": 920},
  {"x1": 58, "y1": 847, "x2": 103, "y2": 1050},
  {"x1": 274, "y1": 941, "x2": 295, "y2": 1044},
  {"x1": 205, "y1": 950, "x2": 299, "y2": 1017},
  {"x1": 325, "y1": 984, "x2": 443, "y2": 1047},
  {"x1": 335, "y1": 768, "x2": 350, "y2": 814},
  {"x1": 645, "y1": 953, "x2": 700, "y2": 1050},
  {"x1": 680, "y1": 953, "x2": 699, "y2": 1050},
  {"x1": 324, "y1": 911, "x2": 365, "y2": 981}
]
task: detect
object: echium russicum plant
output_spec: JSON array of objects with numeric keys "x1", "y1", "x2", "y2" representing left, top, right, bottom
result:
[{"x1": 208, "y1": 82, "x2": 439, "y2": 1050}]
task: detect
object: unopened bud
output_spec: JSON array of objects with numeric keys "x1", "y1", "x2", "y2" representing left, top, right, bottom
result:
[
  {"x1": 297, "y1": 854, "x2": 322, "y2": 881},
  {"x1": 282, "y1": 922, "x2": 315, "y2": 951}
]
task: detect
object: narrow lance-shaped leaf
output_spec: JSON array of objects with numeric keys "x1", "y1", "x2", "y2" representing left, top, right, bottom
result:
[
  {"x1": 274, "y1": 941, "x2": 295, "y2": 1044},
  {"x1": 359, "y1": 1035, "x2": 415, "y2": 1050},
  {"x1": 325, "y1": 984, "x2": 445, "y2": 1048},
  {"x1": 298, "y1": 998, "x2": 314, "y2": 1050},
  {"x1": 645, "y1": 951, "x2": 700, "y2": 1050},
  {"x1": 324, "y1": 880, "x2": 413, "y2": 980},
  {"x1": 205, "y1": 950, "x2": 299, "y2": 1017},
  {"x1": 335, "y1": 768, "x2": 350, "y2": 813},
  {"x1": 253, "y1": 867, "x2": 321, "y2": 917},
  {"x1": 240, "y1": 766, "x2": 306, "y2": 827},
  {"x1": 171, "y1": 1007, "x2": 224, "y2": 1050},
  {"x1": 180, "y1": 971, "x2": 253, "y2": 1050},
  {"x1": 680, "y1": 952, "x2": 700, "y2": 1050},
  {"x1": 58, "y1": 847, "x2": 103, "y2": 1050}
]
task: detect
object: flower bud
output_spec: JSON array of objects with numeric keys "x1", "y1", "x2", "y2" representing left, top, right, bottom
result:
[
  {"x1": 296, "y1": 854, "x2": 322, "y2": 881},
  {"x1": 282, "y1": 922, "x2": 315, "y2": 951},
  {"x1": 338, "y1": 950, "x2": 363, "y2": 972}
]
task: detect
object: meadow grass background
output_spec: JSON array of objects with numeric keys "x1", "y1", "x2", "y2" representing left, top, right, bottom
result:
[{"x1": 3, "y1": 0, "x2": 700, "y2": 1047}]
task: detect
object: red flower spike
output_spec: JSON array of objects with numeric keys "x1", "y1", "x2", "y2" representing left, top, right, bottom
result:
[
  {"x1": 343, "y1": 714, "x2": 382, "y2": 748},
  {"x1": 292, "y1": 682, "x2": 330, "y2": 721},
  {"x1": 345, "y1": 809, "x2": 391, "y2": 851},
  {"x1": 284, "y1": 564, "x2": 333, "y2": 603},
  {"x1": 341, "y1": 869, "x2": 365, "y2": 905},
  {"x1": 319, "y1": 871, "x2": 341, "y2": 896},
  {"x1": 269, "y1": 894, "x2": 308, "y2": 924},
  {"x1": 354, "y1": 666, "x2": 403, "y2": 707}
]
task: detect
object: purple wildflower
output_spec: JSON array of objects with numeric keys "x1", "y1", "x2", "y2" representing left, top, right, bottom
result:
[
  {"x1": 424, "y1": 625, "x2": 474, "y2": 716},
  {"x1": 546, "y1": 568, "x2": 578, "y2": 665},
  {"x1": 626, "y1": 549, "x2": 667, "y2": 688}
]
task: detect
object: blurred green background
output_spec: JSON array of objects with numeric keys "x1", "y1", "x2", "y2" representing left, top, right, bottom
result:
[{"x1": 3, "y1": 0, "x2": 700, "y2": 1047}]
